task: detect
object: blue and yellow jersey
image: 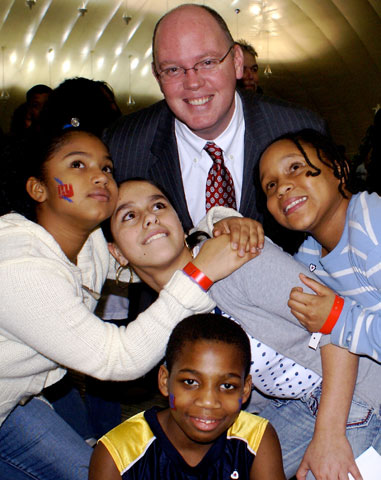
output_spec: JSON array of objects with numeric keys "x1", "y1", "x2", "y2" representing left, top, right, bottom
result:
[{"x1": 99, "y1": 407, "x2": 268, "y2": 479}]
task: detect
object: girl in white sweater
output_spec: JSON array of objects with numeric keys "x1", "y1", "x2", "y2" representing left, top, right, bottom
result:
[{"x1": 0, "y1": 127, "x2": 255, "y2": 480}]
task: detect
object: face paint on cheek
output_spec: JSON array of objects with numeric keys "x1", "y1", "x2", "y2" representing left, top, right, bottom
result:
[
  {"x1": 54, "y1": 177, "x2": 74, "y2": 203},
  {"x1": 238, "y1": 398, "x2": 242, "y2": 411},
  {"x1": 169, "y1": 394, "x2": 176, "y2": 410}
]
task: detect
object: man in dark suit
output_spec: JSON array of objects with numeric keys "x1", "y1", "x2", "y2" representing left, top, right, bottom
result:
[{"x1": 104, "y1": 4, "x2": 325, "y2": 233}]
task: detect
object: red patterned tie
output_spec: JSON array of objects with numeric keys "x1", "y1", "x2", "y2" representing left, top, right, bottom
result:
[{"x1": 204, "y1": 142, "x2": 236, "y2": 212}]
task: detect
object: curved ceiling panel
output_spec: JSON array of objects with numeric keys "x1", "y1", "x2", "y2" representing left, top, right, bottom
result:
[{"x1": 0, "y1": 0, "x2": 380, "y2": 155}]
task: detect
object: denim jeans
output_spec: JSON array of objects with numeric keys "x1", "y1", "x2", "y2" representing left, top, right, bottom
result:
[
  {"x1": 259, "y1": 385, "x2": 381, "y2": 479},
  {"x1": 0, "y1": 397, "x2": 92, "y2": 480}
]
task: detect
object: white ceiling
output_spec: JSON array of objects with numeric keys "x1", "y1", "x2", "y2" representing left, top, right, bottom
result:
[{"x1": 1, "y1": 0, "x2": 380, "y2": 155}]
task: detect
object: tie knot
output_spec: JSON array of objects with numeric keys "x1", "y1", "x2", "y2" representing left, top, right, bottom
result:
[{"x1": 204, "y1": 142, "x2": 223, "y2": 162}]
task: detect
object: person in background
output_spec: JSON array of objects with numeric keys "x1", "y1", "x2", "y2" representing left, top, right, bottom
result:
[
  {"x1": 9, "y1": 102, "x2": 32, "y2": 137},
  {"x1": 89, "y1": 314, "x2": 285, "y2": 480},
  {"x1": 26, "y1": 84, "x2": 52, "y2": 132},
  {"x1": 236, "y1": 39, "x2": 263, "y2": 94}
]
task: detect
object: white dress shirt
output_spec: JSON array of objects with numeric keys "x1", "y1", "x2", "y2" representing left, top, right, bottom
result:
[{"x1": 175, "y1": 92, "x2": 245, "y2": 226}]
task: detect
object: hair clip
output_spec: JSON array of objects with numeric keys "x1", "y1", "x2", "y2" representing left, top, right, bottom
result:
[{"x1": 62, "y1": 117, "x2": 80, "y2": 129}]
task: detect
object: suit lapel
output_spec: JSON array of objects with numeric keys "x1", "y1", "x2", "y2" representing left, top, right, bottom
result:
[
  {"x1": 241, "y1": 92, "x2": 264, "y2": 220},
  {"x1": 149, "y1": 105, "x2": 194, "y2": 230}
]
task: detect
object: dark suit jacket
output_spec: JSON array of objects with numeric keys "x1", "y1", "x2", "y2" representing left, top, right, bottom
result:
[{"x1": 104, "y1": 90, "x2": 326, "y2": 232}]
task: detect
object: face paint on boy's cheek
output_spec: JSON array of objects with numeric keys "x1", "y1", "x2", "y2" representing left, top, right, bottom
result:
[
  {"x1": 169, "y1": 394, "x2": 176, "y2": 410},
  {"x1": 238, "y1": 398, "x2": 242, "y2": 411},
  {"x1": 54, "y1": 177, "x2": 74, "y2": 203}
]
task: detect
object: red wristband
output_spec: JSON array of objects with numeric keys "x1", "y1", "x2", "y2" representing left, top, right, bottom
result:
[
  {"x1": 319, "y1": 295, "x2": 344, "y2": 334},
  {"x1": 182, "y1": 262, "x2": 213, "y2": 291}
]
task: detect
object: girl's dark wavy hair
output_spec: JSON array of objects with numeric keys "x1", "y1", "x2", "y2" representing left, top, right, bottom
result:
[
  {"x1": 254, "y1": 128, "x2": 356, "y2": 253},
  {"x1": 102, "y1": 177, "x2": 210, "y2": 247},
  {"x1": 0, "y1": 128, "x2": 98, "y2": 222}
]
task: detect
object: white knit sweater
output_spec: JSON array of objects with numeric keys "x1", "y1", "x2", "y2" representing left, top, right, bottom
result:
[{"x1": 0, "y1": 213, "x2": 215, "y2": 426}]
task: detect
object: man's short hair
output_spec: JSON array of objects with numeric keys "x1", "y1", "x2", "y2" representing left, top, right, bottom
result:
[
  {"x1": 152, "y1": 4, "x2": 234, "y2": 64},
  {"x1": 165, "y1": 313, "x2": 251, "y2": 377},
  {"x1": 26, "y1": 84, "x2": 52, "y2": 103},
  {"x1": 236, "y1": 39, "x2": 258, "y2": 58}
]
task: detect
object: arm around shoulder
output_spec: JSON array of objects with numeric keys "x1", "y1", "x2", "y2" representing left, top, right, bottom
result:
[
  {"x1": 89, "y1": 442, "x2": 121, "y2": 480},
  {"x1": 250, "y1": 422, "x2": 286, "y2": 480}
]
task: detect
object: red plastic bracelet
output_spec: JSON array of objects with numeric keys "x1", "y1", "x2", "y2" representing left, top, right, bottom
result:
[
  {"x1": 182, "y1": 262, "x2": 213, "y2": 291},
  {"x1": 319, "y1": 295, "x2": 344, "y2": 334}
]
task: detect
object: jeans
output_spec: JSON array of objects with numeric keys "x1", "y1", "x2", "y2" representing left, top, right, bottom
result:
[
  {"x1": 259, "y1": 385, "x2": 381, "y2": 479},
  {"x1": 45, "y1": 374, "x2": 95, "y2": 441},
  {"x1": 0, "y1": 397, "x2": 92, "y2": 480}
]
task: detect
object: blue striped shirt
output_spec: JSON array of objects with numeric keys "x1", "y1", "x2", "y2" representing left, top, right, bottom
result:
[{"x1": 294, "y1": 192, "x2": 381, "y2": 361}]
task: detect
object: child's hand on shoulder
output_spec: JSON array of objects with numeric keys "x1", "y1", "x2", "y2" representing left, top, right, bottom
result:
[
  {"x1": 213, "y1": 217, "x2": 264, "y2": 257},
  {"x1": 288, "y1": 274, "x2": 338, "y2": 333},
  {"x1": 194, "y1": 235, "x2": 257, "y2": 283}
]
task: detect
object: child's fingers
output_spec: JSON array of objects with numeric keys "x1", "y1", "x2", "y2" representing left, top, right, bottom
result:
[
  {"x1": 254, "y1": 224, "x2": 264, "y2": 251},
  {"x1": 289, "y1": 309, "x2": 310, "y2": 329},
  {"x1": 288, "y1": 297, "x2": 309, "y2": 316},
  {"x1": 226, "y1": 223, "x2": 249, "y2": 255},
  {"x1": 290, "y1": 286, "x2": 303, "y2": 296},
  {"x1": 212, "y1": 223, "x2": 230, "y2": 238},
  {"x1": 299, "y1": 273, "x2": 329, "y2": 296},
  {"x1": 212, "y1": 219, "x2": 264, "y2": 256},
  {"x1": 289, "y1": 288, "x2": 314, "y2": 306}
]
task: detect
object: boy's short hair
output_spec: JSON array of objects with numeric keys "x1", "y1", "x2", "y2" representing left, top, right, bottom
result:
[{"x1": 165, "y1": 313, "x2": 251, "y2": 377}]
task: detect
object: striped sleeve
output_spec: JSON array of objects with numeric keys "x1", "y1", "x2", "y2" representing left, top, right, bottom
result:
[{"x1": 331, "y1": 245, "x2": 381, "y2": 361}]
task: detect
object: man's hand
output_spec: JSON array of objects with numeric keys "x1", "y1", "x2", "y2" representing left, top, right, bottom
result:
[
  {"x1": 213, "y1": 216, "x2": 264, "y2": 257},
  {"x1": 288, "y1": 274, "x2": 337, "y2": 332}
]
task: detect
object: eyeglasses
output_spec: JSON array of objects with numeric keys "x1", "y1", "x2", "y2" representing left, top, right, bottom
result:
[{"x1": 155, "y1": 45, "x2": 235, "y2": 84}]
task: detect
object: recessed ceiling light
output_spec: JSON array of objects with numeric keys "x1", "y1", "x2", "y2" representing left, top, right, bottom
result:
[
  {"x1": 250, "y1": 5, "x2": 261, "y2": 16},
  {"x1": 62, "y1": 60, "x2": 70, "y2": 73}
]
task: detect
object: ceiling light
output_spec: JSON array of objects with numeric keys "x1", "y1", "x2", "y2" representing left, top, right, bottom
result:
[
  {"x1": 28, "y1": 59, "x2": 35, "y2": 72},
  {"x1": 0, "y1": 46, "x2": 10, "y2": 102},
  {"x1": 250, "y1": 5, "x2": 261, "y2": 16},
  {"x1": 26, "y1": 0, "x2": 37, "y2": 9},
  {"x1": 47, "y1": 48, "x2": 54, "y2": 63},
  {"x1": 78, "y1": 5, "x2": 87, "y2": 16},
  {"x1": 131, "y1": 58, "x2": 139, "y2": 70},
  {"x1": 141, "y1": 65, "x2": 149, "y2": 77},
  {"x1": 122, "y1": 14, "x2": 132, "y2": 25},
  {"x1": 25, "y1": 32, "x2": 33, "y2": 47},
  {"x1": 264, "y1": 64, "x2": 272, "y2": 77},
  {"x1": 144, "y1": 46, "x2": 152, "y2": 59},
  {"x1": 10, "y1": 52, "x2": 17, "y2": 64},
  {"x1": 62, "y1": 60, "x2": 70, "y2": 73},
  {"x1": 127, "y1": 55, "x2": 135, "y2": 106}
]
